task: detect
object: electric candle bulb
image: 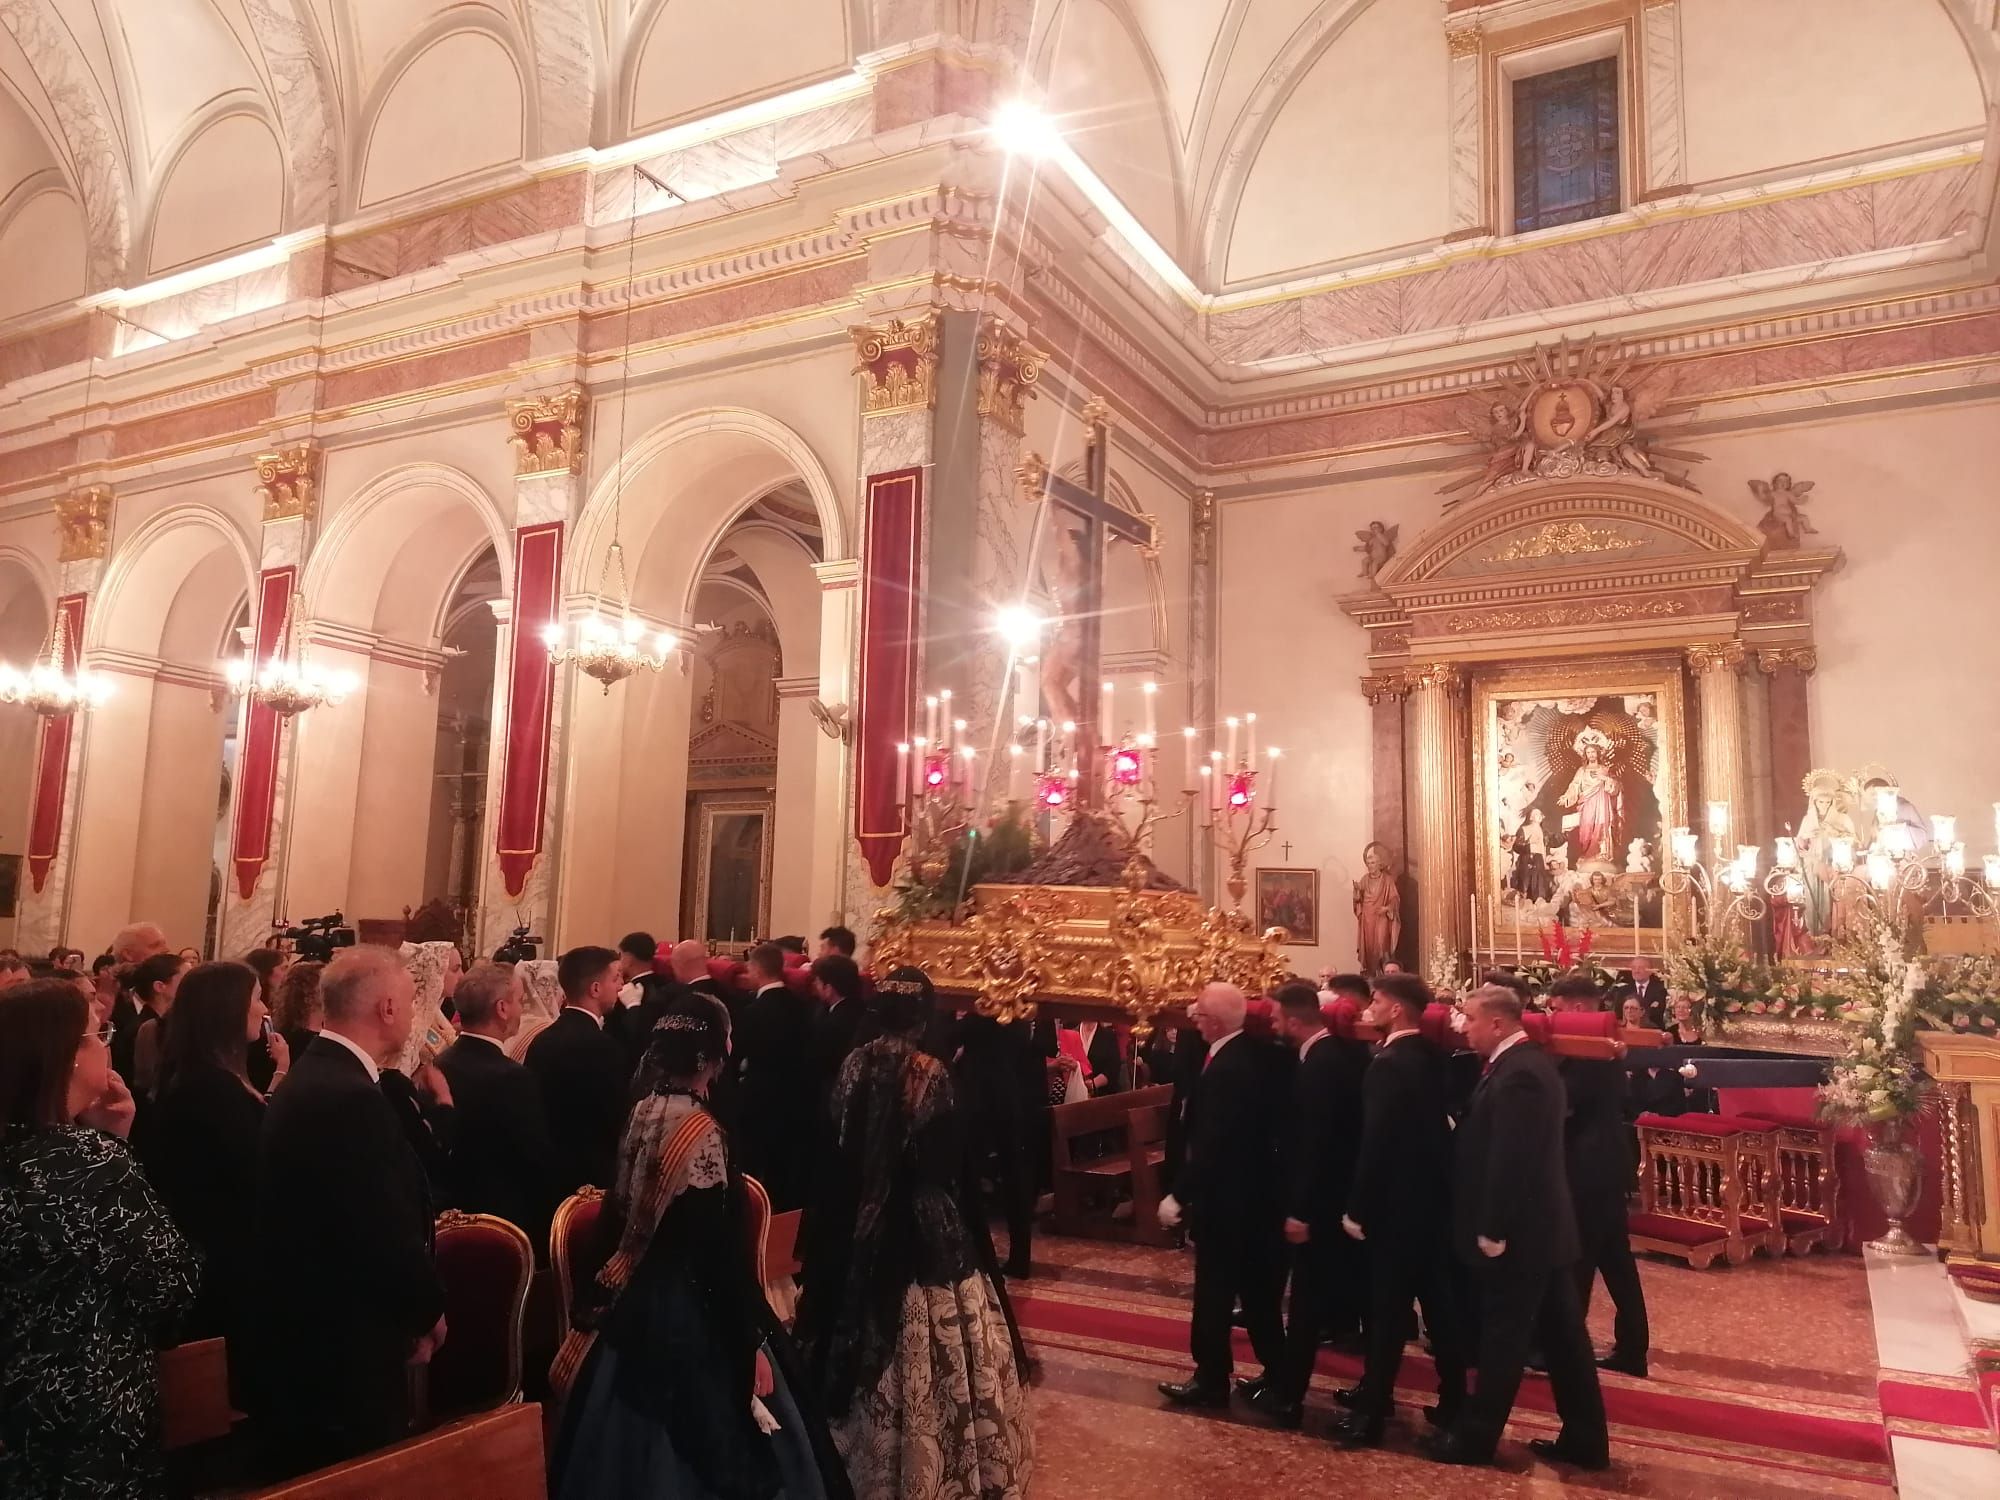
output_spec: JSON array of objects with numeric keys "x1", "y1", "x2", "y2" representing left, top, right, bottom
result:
[
  {"x1": 1670, "y1": 828, "x2": 1699, "y2": 869},
  {"x1": 1774, "y1": 836, "x2": 1797, "y2": 870},
  {"x1": 1874, "y1": 784, "x2": 1900, "y2": 826},
  {"x1": 1933, "y1": 814, "x2": 1957, "y2": 848},
  {"x1": 1706, "y1": 801, "x2": 1729, "y2": 838},
  {"x1": 1945, "y1": 842, "x2": 1966, "y2": 879},
  {"x1": 1985, "y1": 854, "x2": 2000, "y2": 890},
  {"x1": 1829, "y1": 836, "x2": 1854, "y2": 872},
  {"x1": 1867, "y1": 848, "x2": 1894, "y2": 891}
]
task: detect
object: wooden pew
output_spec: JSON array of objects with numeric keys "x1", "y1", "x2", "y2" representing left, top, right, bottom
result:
[
  {"x1": 1050, "y1": 1084, "x2": 1173, "y2": 1242},
  {"x1": 245, "y1": 1403, "x2": 545, "y2": 1500},
  {"x1": 160, "y1": 1337, "x2": 235, "y2": 1451}
]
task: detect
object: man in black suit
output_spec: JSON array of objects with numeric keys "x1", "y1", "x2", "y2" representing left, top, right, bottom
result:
[
  {"x1": 1425, "y1": 984, "x2": 1609, "y2": 1471},
  {"x1": 807, "y1": 952, "x2": 868, "y2": 1100},
  {"x1": 435, "y1": 961, "x2": 561, "y2": 1256},
  {"x1": 736, "y1": 941, "x2": 817, "y2": 1210},
  {"x1": 1330, "y1": 972, "x2": 1467, "y2": 1446},
  {"x1": 249, "y1": 947, "x2": 446, "y2": 1476},
  {"x1": 1157, "y1": 983, "x2": 1287, "y2": 1409},
  {"x1": 1256, "y1": 980, "x2": 1370, "y2": 1427},
  {"x1": 524, "y1": 945, "x2": 632, "y2": 1193},
  {"x1": 1548, "y1": 976, "x2": 1650, "y2": 1377},
  {"x1": 1611, "y1": 956, "x2": 1669, "y2": 1030},
  {"x1": 816, "y1": 925, "x2": 857, "y2": 960},
  {"x1": 607, "y1": 930, "x2": 676, "y2": 1065}
]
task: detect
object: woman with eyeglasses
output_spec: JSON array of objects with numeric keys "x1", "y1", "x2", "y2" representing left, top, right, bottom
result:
[
  {"x1": 1, "y1": 977, "x2": 199, "y2": 1500},
  {"x1": 136, "y1": 963, "x2": 285, "y2": 1382}
]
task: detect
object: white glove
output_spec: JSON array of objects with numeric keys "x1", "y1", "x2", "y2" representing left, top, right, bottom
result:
[
  {"x1": 1341, "y1": 1214, "x2": 1366, "y2": 1242},
  {"x1": 1477, "y1": 1235, "x2": 1506, "y2": 1258},
  {"x1": 618, "y1": 981, "x2": 642, "y2": 1009},
  {"x1": 1157, "y1": 1193, "x2": 1183, "y2": 1229}
]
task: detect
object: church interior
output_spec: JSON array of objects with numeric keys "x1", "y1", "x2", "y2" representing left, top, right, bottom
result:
[{"x1": 2, "y1": 2, "x2": 2000, "y2": 1498}]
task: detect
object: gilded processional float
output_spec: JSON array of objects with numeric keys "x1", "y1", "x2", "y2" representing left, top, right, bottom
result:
[{"x1": 862, "y1": 339, "x2": 2000, "y2": 1303}]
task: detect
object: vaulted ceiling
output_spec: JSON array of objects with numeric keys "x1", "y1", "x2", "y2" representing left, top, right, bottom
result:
[{"x1": 0, "y1": 0, "x2": 1987, "y2": 320}]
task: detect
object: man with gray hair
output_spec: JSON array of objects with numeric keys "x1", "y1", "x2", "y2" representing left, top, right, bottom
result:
[
  {"x1": 111, "y1": 923, "x2": 167, "y2": 965},
  {"x1": 436, "y1": 962, "x2": 561, "y2": 1254},
  {"x1": 1423, "y1": 984, "x2": 1608, "y2": 1472},
  {"x1": 249, "y1": 947, "x2": 447, "y2": 1477},
  {"x1": 1156, "y1": 982, "x2": 1287, "y2": 1410}
]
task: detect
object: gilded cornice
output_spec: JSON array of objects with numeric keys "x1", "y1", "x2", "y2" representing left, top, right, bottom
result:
[
  {"x1": 1685, "y1": 641, "x2": 1748, "y2": 675},
  {"x1": 53, "y1": 485, "x2": 111, "y2": 562}
]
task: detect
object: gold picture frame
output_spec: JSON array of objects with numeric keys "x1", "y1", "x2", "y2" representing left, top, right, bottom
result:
[
  {"x1": 1255, "y1": 868, "x2": 1321, "y2": 947},
  {"x1": 1470, "y1": 655, "x2": 1687, "y2": 960}
]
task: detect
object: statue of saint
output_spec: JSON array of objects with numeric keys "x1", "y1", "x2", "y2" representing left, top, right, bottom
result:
[
  {"x1": 1353, "y1": 842, "x2": 1403, "y2": 973},
  {"x1": 1556, "y1": 727, "x2": 1624, "y2": 866}
]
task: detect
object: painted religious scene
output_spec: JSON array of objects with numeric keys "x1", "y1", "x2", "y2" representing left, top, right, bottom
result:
[{"x1": 1478, "y1": 680, "x2": 1676, "y2": 956}]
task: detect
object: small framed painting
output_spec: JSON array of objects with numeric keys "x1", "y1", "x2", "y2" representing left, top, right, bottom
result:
[{"x1": 1256, "y1": 867, "x2": 1320, "y2": 946}]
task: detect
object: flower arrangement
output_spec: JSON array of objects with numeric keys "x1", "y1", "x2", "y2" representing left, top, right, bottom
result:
[
  {"x1": 1816, "y1": 908, "x2": 1927, "y2": 1126},
  {"x1": 892, "y1": 804, "x2": 1035, "y2": 921},
  {"x1": 1920, "y1": 952, "x2": 2000, "y2": 1037},
  {"x1": 1510, "y1": 921, "x2": 1617, "y2": 992}
]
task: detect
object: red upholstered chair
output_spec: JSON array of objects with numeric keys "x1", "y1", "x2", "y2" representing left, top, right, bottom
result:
[
  {"x1": 741, "y1": 1173, "x2": 773, "y2": 1287},
  {"x1": 550, "y1": 1187, "x2": 607, "y2": 1335},
  {"x1": 1742, "y1": 1110, "x2": 1841, "y2": 1253},
  {"x1": 1630, "y1": 1112, "x2": 1782, "y2": 1267},
  {"x1": 429, "y1": 1211, "x2": 534, "y2": 1419}
]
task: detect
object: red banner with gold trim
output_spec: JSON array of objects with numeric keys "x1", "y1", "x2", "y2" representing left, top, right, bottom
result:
[
  {"x1": 497, "y1": 522, "x2": 563, "y2": 897},
  {"x1": 25, "y1": 593, "x2": 86, "y2": 894},
  {"x1": 854, "y1": 469, "x2": 923, "y2": 887},
  {"x1": 231, "y1": 567, "x2": 294, "y2": 899}
]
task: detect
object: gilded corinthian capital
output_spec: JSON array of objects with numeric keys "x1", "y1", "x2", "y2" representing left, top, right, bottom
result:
[
  {"x1": 1756, "y1": 646, "x2": 1818, "y2": 676},
  {"x1": 54, "y1": 486, "x2": 112, "y2": 562},
  {"x1": 1685, "y1": 641, "x2": 1747, "y2": 675},
  {"x1": 1406, "y1": 661, "x2": 1464, "y2": 694},
  {"x1": 974, "y1": 318, "x2": 1045, "y2": 437},
  {"x1": 851, "y1": 315, "x2": 939, "y2": 417}
]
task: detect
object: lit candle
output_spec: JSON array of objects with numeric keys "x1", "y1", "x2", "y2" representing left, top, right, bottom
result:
[
  {"x1": 1143, "y1": 681, "x2": 1157, "y2": 743},
  {"x1": 1182, "y1": 726, "x2": 1196, "y2": 791},
  {"x1": 1932, "y1": 814, "x2": 1957, "y2": 848},
  {"x1": 912, "y1": 736, "x2": 929, "y2": 800},
  {"x1": 1225, "y1": 716, "x2": 1239, "y2": 767},
  {"x1": 1009, "y1": 743, "x2": 1025, "y2": 801},
  {"x1": 1062, "y1": 721, "x2": 1077, "y2": 777},
  {"x1": 1102, "y1": 680, "x2": 1116, "y2": 742},
  {"x1": 1037, "y1": 718, "x2": 1051, "y2": 774},
  {"x1": 1208, "y1": 751, "x2": 1224, "y2": 813},
  {"x1": 1246, "y1": 712, "x2": 1258, "y2": 766},
  {"x1": 952, "y1": 719, "x2": 967, "y2": 759},
  {"x1": 896, "y1": 742, "x2": 910, "y2": 806},
  {"x1": 939, "y1": 691, "x2": 954, "y2": 751},
  {"x1": 1199, "y1": 764, "x2": 1214, "y2": 822},
  {"x1": 925, "y1": 695, "x2": 939, "y2": 745},
  {"x1": 1266, "y1": 747, "x2": 1280, "y2": 812},
  {"x1": 1992, "y1": 801, "x2": 2000, "y2": 854},
  {"x1": 960, "y1": 744, "x2": 976, "y2": 800},
  {"x1": 1012, "y1": 659, "x2": 1025, "y2": 716}
]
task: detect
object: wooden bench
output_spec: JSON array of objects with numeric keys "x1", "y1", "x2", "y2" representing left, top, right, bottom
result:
[
  {"x1": 1630, "y1": 1112, "x2": 1784, "y2": 1267},
  {"x1": 1050, "y1": 1084, "x2": 1173, "y2": 1243},
  {"x1": 245, "y1": 1402, "x2": 544, "y2": 1500}
]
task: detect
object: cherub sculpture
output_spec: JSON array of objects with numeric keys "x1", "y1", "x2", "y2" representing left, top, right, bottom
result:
[
  {"x1": 1750, "y1": 473, "x2": 1817, "y2": 549},
  {"x1": 1354, "y1": 520, "x2": 1399, "y2": 580}
]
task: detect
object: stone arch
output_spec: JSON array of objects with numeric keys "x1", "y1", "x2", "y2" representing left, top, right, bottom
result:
[
  {"x1": 137, "y1": 96, "x2": 287, "y2": 275},
  {"x1": 90, "y1": 503, "x2": 259, "y2": 658},
  {"x1": 0, "y1": 546, "x2": 51, "y2": 945}
]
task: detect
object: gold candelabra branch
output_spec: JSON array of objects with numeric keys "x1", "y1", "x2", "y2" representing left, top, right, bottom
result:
[{"x1": 1209, "y1": 802, "x2": 1278, "y2": 914}]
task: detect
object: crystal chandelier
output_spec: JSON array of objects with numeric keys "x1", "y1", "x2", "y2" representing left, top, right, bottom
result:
[
  {"x1": 0, "y1": 607, "x2": 112, "y2": 716},
  {"x1": 543, "y1": 163, "x2": 681, "y2": 695},
  {"x1": 225, "y1": 597, "x2": 356, "y2": 718},
  {"x1": 542, "y1": 540, "x2": 679, "y2": 693}
]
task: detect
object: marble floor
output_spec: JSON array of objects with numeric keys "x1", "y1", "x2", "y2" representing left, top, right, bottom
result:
[{"x1": 1008, "y1": 1232, "x2": 1892, "y2": 1498}]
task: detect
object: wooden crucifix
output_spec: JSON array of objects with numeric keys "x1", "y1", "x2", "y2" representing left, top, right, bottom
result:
[{"x1": 1016, "y1": 399, "x2": 1159, "y2": 809}]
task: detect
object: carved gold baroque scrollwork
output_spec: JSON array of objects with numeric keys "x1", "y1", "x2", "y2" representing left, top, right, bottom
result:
[
  {"x1": 505, "y1": 390, "x2": 586, "y2": 476},
  {"x1": 1405, "y1": 661, "x2": 1463, "y2": 695},
  {"x1": 1191, "y1": 489, "x2": 1215, "y2": 566},
  {"x1": 1486, "y1": 521, "x2": 1642, "y2": 563},
  {"x1": 255, "y1": 444, "x2": 321, "y2": 523},
  {"x1": 53, "y1": 486, "x2": 112, "y2": 562},
  {"x1": 1361, "y1": 672, "x2": 1410, "y2": 705},
  {"x1": 1444, "y1": 598, "x2": 1688, "y2": 635},
  {"x1": 851, "y1": 316, "x2": 939, "y2": 417},
  {"x1": 1756, "y1": 646, "x2": 1819, "y2": 675},
  {"x1": 974, "y1": 319, "x2": 1045, "y2": 437},
  {"x1": 1686, "y1": 641, "x2": 1747, "y2": 675}
]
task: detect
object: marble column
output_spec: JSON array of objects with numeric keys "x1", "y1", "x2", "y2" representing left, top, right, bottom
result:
[
  {"x1": 1408, "y1": 662, "x2": 1468, "y2": 978},
  {"x1": 812, "y1": 558, "x2": 860, "y2": 926},
  {"x1": 1758, "y1": 647, "x2": 1817, "y2": 835},
  {"x1": 16, "y1": 487, "x2": 112, "y2": 955},
  {"x1": 1188, "y1": 490, "x2": 1216, "y2": 903},
  {"x1": 1444, "y1": 25, "x2": 1487, "y2": 238},
  {"x1": 1687, "y1": 642, "x2": 1749, "y2": 853},
  {"x1": 1640, "y1": 0, "x2": 1689, "y2": 197}
]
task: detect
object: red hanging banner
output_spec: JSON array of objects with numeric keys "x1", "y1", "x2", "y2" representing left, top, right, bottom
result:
[
  {"x1": 25, "y1": 593, "x2": 87, "y2": 894},
  {"x1": 854, "y1": 468, "x2": 924, "y2": 887},
  {"x1": 497, "y1": 522, "x2": 563, "y2": 898},
  {"x1": 231, "y1": 567, "x2": 295, "y2": 899}
]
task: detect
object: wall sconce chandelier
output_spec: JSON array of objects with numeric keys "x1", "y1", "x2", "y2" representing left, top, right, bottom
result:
[
  {"x1": 225, "y1": 598, "x2": 356, "y2": 718},
  {"x1": 0, "y1": 607, "x2": 112, "y2": 717},
  {"x1": 541, "y1": 540, "x2": 681, "y2": 693}
]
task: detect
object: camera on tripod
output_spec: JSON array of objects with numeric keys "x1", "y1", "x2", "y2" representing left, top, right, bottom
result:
[
  {"x1": 277, "y1": 912, "x2": 357, "y2": 963},
  {"x1": 493, "y1": 924, "x2": 542, "y2": 964}
]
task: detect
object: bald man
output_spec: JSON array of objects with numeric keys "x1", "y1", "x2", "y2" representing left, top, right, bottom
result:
[
  {"x1": 1157, "y1": 983, "x2": 1288, "y2": 1410},
  {"x1": 111, "y1": 923, "x2": 168, "y2": 965},
  {"x1": 249, "y1": 948, "x2": 446, "y2": 1476}
]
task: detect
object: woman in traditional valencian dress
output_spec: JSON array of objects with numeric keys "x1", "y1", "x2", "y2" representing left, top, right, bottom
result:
[
  {"x1": 550, "y1": 996, "x2": 848, "y2": 1500},
  {"x1": 1557, "y1": 728, "x2": 1623, "y2": 865},
  {"x1": 796, "y1": 968, "x2": 1032, "y2": 1500}
]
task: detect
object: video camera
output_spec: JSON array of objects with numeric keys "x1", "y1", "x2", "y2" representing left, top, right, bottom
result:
[
  {"x1": 493, "y1": 924, "x2": 542, "y2": 964},
  {"x1": 278, "y1": 912, "x2": 357, "y2": 963}
]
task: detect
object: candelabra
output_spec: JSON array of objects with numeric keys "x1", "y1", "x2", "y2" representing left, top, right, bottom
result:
[
  {"x1": 1811, "y1": 792, "x2": 2000, "y2": 930},
  {"x1": 225, "y1": 599, "x2": 356, "y2": 718},
  {"x1": 1196, "y1": 713, "x2": 1281, "y2": 914},
  {"x1": 0, "y1": 607, "x2": 112, "y2": 716},
  {"x1": 1659, "y1": 804, "x2": 1779, "y2": 943},
  {"x1": 896, "y1": 692, "x2": 980, "y2": 885}
]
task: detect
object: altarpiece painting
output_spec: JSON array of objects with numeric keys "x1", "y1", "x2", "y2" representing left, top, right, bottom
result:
[{"x1": 1473, "y1": 661, "x2": 1686, "y2": 954}]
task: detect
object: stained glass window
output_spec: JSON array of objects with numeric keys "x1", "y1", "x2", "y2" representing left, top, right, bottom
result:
[{"x1": 1512, "y1": 56, "x2": 1621, "y2": 234}]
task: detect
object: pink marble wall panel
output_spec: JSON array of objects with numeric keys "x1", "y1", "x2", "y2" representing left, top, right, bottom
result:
[
  {"x1": 0, "y1": 318, "x2": 90, "y2": 385},
  {"x1": 330, "y1": 176, "x2": 588, "y2": 290},
  {"x1": 319, "y1": 332, "x2": 530, "y2": 410},
  {"x1": 111, "y1": 390, "x2": 274, "y2": 459},
  {"x1": 1930, "y1": 311, "x2": 2000, "y2": 360},
  {"x1": 873, "y1": 56, "x2": 996, "y2": 133},
  {"x1": 0, "y1": 436, "x2": 78, "y2": 492},
  {"x1": 585, "y1": 261, "x2": 864, "y2": 351},
  {"x1": 1226, "y1": 165, "x2": 1977, "y2": 366}
]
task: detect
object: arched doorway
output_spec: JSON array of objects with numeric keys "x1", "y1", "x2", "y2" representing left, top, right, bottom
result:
[
  {"x1": 0, "y1": 552, "x2": 51, "y2": 948},
  {"x1": 417, "y1": 550, "x2": 502, "y2": 948},
  {"x1": 77, "y1": 507, "x2": 257, "y2": 950},
  {"x1": 290, "y1": 466, "x2": 510, "y2": 925},
  {"x1": 557, "y1": 410, "x2": 849, "y2": 944}
]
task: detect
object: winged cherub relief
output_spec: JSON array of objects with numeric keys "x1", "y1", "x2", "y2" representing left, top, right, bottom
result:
[{"x1": 1749, "y1": 473, "x2": 1817, "y2": 549}]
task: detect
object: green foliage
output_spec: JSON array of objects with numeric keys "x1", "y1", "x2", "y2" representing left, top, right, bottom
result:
[{"x1": 892, "y1": 805, "x2": 1037, "y2": 921}]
